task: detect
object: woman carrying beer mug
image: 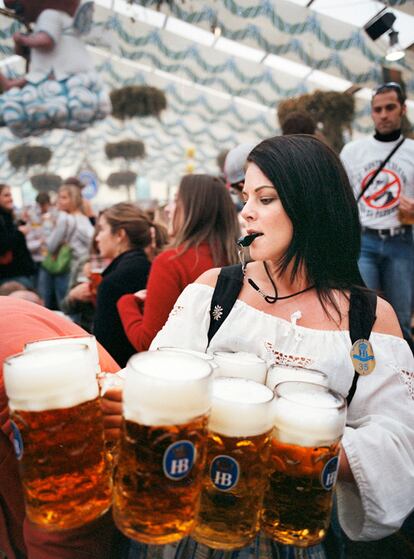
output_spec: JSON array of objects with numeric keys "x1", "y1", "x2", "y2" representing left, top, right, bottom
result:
[{"x1": 141, "y1": 135, "x2": 414, "y2": 558}]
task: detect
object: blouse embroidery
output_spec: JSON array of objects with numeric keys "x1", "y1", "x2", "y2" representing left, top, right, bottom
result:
[
  {"x1": 264, "y1": 342, "x2": 314, "y2": 368},
  {"x1": 399, "y1": 369, "x2": 414, "y2": 400},
  {"x1": 170, "y1": 305, "x2": 184, "y2": 318}
]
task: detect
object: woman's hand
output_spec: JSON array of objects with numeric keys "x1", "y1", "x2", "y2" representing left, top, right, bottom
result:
[
  {"x1": 101, "y1": 387, "x2": 123, "y2": 442},
  {"x1": 134, "y1": 289, "x2": 147, "y2": 301},
  {"x1": 68, "y1": 282, "x2": 92, "y2": 303}
]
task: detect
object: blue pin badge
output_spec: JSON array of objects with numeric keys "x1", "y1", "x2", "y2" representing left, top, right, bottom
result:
[{"x1": 350, "y1": 339, "x2": 376, "y2": 376}]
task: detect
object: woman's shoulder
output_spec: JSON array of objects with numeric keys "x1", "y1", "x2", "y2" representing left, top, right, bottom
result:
[{"x1": 372, "y1": 295, "x2": 403, "y2": 338}]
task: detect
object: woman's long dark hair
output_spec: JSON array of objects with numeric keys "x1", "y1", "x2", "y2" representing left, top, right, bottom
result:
[{"x1": 247, "y1": 135, "x2": 363, "y2": 314}]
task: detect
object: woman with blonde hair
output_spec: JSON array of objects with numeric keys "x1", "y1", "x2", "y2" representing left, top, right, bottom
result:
[
  {"x1": 38, "y1": 182, "x2": 94, "y2": 309},
  {"x1": 93, "y1": 202, "x2": 165, "y2": 366},
  {"x1": 117, "y1": 174, "x2": 240, "y2": 351}
]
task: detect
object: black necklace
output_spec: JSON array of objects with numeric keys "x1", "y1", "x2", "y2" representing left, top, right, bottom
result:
[{"x1": 244, "y1": 261, "x2": 315, "y2": 304}]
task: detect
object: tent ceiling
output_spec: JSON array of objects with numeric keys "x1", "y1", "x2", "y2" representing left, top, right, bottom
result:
[{"x1": 0, "y1": 0, "x2": 413, "y2": 194}]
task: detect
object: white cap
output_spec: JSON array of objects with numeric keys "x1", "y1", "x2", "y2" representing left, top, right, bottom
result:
[{"x1": 224, "y1": 142, "x2": 257, "y2": 184}]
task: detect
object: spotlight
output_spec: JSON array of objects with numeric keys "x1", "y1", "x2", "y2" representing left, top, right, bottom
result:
[
  {"x1": 364, "y1": 10, "x2": 396, "y2": 41},
  {"x1": 385, "y1": 30, "x2": 405, "y2": 62}
]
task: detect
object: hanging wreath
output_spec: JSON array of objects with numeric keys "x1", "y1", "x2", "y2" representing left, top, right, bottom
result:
[
  {"x1": 8, "y1": 145, "x2": 52, "y2": 169},
  {"x1": 30, "y1": 174, "x2": 62, "y2": 192},
  {"x1": 277, "y1": 91, "x2": 355, "y2": 153},
  {"x1": 107, "y1": 171, "x2": 137, "y2": 188},
  {"x1": 105, "y1": 140, "x2": 146, "y2": 160},
  {"x1": 110, "y1": 86, "x2": 167, "y2": 119}
]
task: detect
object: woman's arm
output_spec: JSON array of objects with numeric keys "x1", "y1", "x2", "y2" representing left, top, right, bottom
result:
[{"x1": 47, "y1": 212, "x2": 69, "y2": 254}]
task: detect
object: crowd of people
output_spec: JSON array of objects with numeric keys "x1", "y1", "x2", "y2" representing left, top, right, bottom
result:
[{"x1": 0, "y1": 82, "x2": 413, "y2": 559}]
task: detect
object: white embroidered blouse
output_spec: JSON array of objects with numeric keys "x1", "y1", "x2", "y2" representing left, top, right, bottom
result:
[{"x1": 150, "y1": 283, "x2": 414, "y2": 542}]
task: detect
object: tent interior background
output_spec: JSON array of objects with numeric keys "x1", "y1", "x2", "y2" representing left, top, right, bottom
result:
[{"x1": 0, "y1": 0, "x2": 413, "y2": 207}]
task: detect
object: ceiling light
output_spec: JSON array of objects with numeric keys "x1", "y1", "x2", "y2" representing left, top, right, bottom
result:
[
  {"x1": 364, "y1": 10, "x2": 396, "y2": 41},
  {"x1": 385, "y1": 30, "x2": 405, "y2": 61}
]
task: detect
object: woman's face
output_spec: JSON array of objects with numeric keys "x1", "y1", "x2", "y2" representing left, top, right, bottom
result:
[
  {"x1": 95, "y1": 214, "x2": 120, "y2": 260},
  {"x1": 166, "y1": 194, "x2": 183, "y2": 237},
  {"x1": 0, "y1": 186, "x2": 14, "y2": 212},
  {"x1": 241, "y1": 162, "x2": 293, "y2": 263},
  {"x1": 57, "y1": 190, "x2": 73, "y2": 213}
]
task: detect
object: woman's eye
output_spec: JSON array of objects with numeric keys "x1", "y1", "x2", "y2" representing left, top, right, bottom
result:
[{"x1": 260, "y1": 198, "x2": 275, "y2": 205}]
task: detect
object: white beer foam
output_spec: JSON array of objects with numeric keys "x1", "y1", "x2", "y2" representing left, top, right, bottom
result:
[
  {"x1": 157, "y1": 347, "x2": 218, "y2": 368},
  {"x1": 266, "y1": 366, "x2": 328, "y2": 391},
  {"x1": 209, "y1": 378, "x2": 274, "y2": 438},
  {"x1": 213, "y1": 351, "x2": 267, "y2": 383},
  {"x1": 123, "y1": 351, "x2": 212, "y2": 426},
  {"x1": 24, "y1": 335, "x2": 100, "y2": 373},
  {"x1": 272, "y1": 382, "x2": 346, "y2": 447},
  {"x1": 4, "y1": 345, "x2": 98, "y2": 412}
]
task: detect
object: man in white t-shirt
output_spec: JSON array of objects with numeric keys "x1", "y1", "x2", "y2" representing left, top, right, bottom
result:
[{"x1": 341, "y1": 83, "x2": 414, "y2": 344}]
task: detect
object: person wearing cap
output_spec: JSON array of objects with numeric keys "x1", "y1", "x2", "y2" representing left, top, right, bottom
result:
[
  {"x1": 340, "y1": 83, "x2": 414, "y2": 347},
  {"x1": 224, "y1": 142, "x2": 257, "y2": 212}
]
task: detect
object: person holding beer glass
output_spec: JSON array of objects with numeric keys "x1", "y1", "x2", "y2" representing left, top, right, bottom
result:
[
  {"x1": 93, "y1": 202, "x2": 165, "y2": 367},
  {"x1": 146, "y1": 135, "x2": 414, "y2": 558}
]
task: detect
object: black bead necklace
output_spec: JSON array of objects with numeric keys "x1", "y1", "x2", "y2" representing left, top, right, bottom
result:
[{"x1": 244, "y1": 261, "x2": 314, "y2": 304}]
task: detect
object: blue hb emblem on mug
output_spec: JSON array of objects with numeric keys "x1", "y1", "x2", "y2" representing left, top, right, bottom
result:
[
  {"x1": 163, "y1": 440, "x2": 195, "y2": 480},
  {"x1": 321, "y1": 456, "x2": 339, "y2": 490},
  {"x1": 11, "y1": 421, "x2": 24, "y2": 461},
  {"x1": 210, "y1": 455, "x2": 239, "y2": 491}
]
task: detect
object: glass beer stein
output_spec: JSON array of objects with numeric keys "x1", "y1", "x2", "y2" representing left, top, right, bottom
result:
[
  {"x1": 213, "y1": 351, "x2": 267, "y2": 383},
  {"x1": 113, "y1": 350, "x2": 213, "y2": 544},
  {"x1": 192, "y1": 377, "x2": 274, "y2": 549},
  {"x1": 266, "y1": 365, "x2": 328, "y2": 392},
  {"x1": 261, "y1": 381, "x2": 346, "y2": 547},
  {"x1": 4, "y1": 344, "x2": 112, "y2": 531}
]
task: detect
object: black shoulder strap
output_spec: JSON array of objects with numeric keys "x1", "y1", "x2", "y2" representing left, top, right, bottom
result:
[
  {"x1": 356, "y1": 138, "x2": 405, "y2": 202},
  {"x1": 347, "y1": 287, "x2": 377, "y2": 406},
  {"x1": 207, "y1": 264, "x2": 244, "y2": 347}
]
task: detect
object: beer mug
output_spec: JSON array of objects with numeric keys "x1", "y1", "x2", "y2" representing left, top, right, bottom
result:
[
  {"x1": 113, "y1": 350, "x2": 213, "y2": 544},
  {"x1": 4, "y1": 344, "x2": 112, "y2": 531},
  {"x1": 266, "y1": 365, "x2": 328, "y2": 391},
  {"x1": 25, "y1": 335, "x2": 101, "y2": 374},
  {"x1": 262, "y1": 381, "x2": 346, "y2": 547},
  {"x1": 192, "y1": 377, "x2": 274, "y2": 549},
  {"x1": 89, "y1": 255, "x2": 105, "y2": 302},
  {"x1": 213, "y1": 351, "x2": 267, "y2": 383},
  {"x1": 157, "y1": 346, "x2": 218, "y2": 372}
]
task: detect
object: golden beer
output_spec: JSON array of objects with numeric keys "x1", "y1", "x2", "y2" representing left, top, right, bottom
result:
[
  {"x1": 261, "y1": 382, "x2": 346, "y2": 547},
  {"x1": 113, "y1": 350, "x2": 213, "y2": 544},
  {"x1": 4, "y1": 345, "x2": 112, "y2": 531},
  {"x1": 192, "y1": 378, "x2": 274, "y2": 549}
]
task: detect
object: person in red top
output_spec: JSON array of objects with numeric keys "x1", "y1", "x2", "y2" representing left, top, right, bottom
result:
[
  {"x1": 117, "y1": 174, "x2": 240, "y2": 351},
  {"x1": 0, "y1": 297, "x2": 124, "y2": 559}
]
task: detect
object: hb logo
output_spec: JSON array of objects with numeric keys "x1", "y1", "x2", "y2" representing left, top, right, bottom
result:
[
  {"x1": 320, "y1": 456, "x2": 339, "y2": 491},
  {"x1": 210, "y1": 455, "x2": 239, "y2": 491},
  {"x1": 163, "y1": 440, "x2": 195, "y2": 480}
]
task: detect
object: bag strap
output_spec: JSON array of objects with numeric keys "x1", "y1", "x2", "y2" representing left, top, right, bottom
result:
[
  {"x1": 346, "y1": 287, "x2": 377, "y2": 406},
  {"x1": 207, "y1": 264, "x2": 244, "y2": 347},
  {"x1": 356, "y1": 138, "x2": 405, "y2": 202}
]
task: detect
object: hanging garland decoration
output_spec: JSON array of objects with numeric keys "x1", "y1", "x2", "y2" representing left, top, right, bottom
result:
[
  {"x1": 8, "y1": 145, "x2": 52, "y2": 169},
  {"x1": 277, "y1": 91, "x2": 355, "y2": 153},
  {"x1": 105, "y1": 140, "x2": 145, "y2": 160},
  {"x1": 110, "y1": 85, "x2": 167, "y2": 119},
  {"x1": 30, "y1": 173, "x2": 62, "y2": 192},
  {"x1": 107, "y1": 171, "x2": 137, "y2": 188}
]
